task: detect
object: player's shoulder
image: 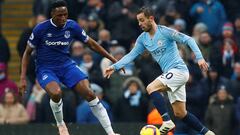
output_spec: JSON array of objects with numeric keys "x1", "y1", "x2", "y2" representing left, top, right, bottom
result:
[
  {"x1": 158, "y1": 25, "x2": 173, "y2": 31},
  {"x1": 137, "y1": 32, "x2": 146, "y2": 40},
  {"x1": 66, "y1": 19, "x2": 80, "y2": 28}
]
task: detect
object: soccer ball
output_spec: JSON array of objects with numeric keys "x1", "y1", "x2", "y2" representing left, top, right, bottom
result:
[{"x1": 140, "y1": 125, "x2": 160, "y2": 135}]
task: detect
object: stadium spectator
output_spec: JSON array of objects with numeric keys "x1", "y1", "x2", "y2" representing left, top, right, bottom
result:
[
  {"x1": 205, "y1": 85, "x2": 235, "y2": 135},
  {"x1": 76, "y1": 83, "x2": 112, "y2": 123},
  {"x1": 92, "y1": 29, "x2": 111, "y2": 64},
  {"x1": 100, "y1": 40, "x2": 121, "y2": 75},
  {"x1": 173, "y1": 18, "x2": 187, "y2": 33},
  {"x1": 0, "y1": 33, "x2": 10, "y2": 64},
  {"x1": 218, "y1": 22, "x2": 239, "y2": 51},
  {"x1": 81, "y1": 0, "x2": 107, "y2": 25},
  {"x1": 135, "y1": 51, "x2": 162, "y2": 86},
  {"x1": 190, "y1": 0, "x2": 226, "y2": 39},
  {"x1": 79, "y1": 49, "x2": 104, "y2": 87},
  {"x1": 0, "y1": 90, "x2": 29, "y2": 124},
  {"x1": 70, "y1": 40, "x2": 85, "y2": 66},
  {"x1": 220, "y1": 38, "x2": 239, "y2": 78},
  {"x1": 114, "y1": 77, "x2": 148, "y2": 122},
  {"x1": 0, "y1": 63, "x2": 18, "y2": 99},
  {"x1": 234, "y1": 15, "x2": 240, "y2": 48},
  {"x1": 229, "y1": 62, "x2": 240, "y2": 101},
  {"x1": 104, "y1": 46, "x2": 135, "y2": 105},
  {"x1": 108, "y1": 0, "x2": 139, "y2": 51},
  {"x1": 77, "y1": 14, "x2": 88, "y2": 31},
  {"x1": 26, "y1": 80, "x2": 46, "y2": 122},
  {"x1": 199, "y1": 66, "x2": 230, "y2": 99},
  {"x1": 198, "y1": 32, "x2": 213, "y2": 61},
  {"x1": 186, "y1": 72, "x2": 206, "y2": 122},
  {"x1": 98, "y1": 29, "x2": 111, "y2": 51},
  {"x1": 192, "y1": 23, "x2": 208, "y2": 44},
  {"x1": 87, "y1": 13, "x2": 104, "y2": 41}
]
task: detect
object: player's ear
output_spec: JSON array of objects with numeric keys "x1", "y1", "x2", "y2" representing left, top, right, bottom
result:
[{"x1": 149, "y1": 16, "x2": 154, "y2": 21}]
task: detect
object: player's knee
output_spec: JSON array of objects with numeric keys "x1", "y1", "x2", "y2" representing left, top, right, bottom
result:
[
  {"x1": 146, "y1": 85, "x2": 154, "y2": 94},
  {"x1": 146, "y1": 84, "x2": 163, "y2": 94},
  {"x1": 83, "y1": 89, "x2": 96, "y2": 102},
  {"x1": 50, "y1": 88, "x2": 62, "y2": 100},
  {"x1": 174, "y1": 110, "x2": 187, "y2": 119}
]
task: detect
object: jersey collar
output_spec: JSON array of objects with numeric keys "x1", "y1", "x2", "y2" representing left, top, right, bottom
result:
[{"x1": 50, "y1": 18, "x2": 67, "y2": 28}]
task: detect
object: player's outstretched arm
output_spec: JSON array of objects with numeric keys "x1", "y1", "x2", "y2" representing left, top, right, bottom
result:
[
  {"x1": 19, "y1": 45, "x2": 33, "y2": 97},
  {"x1": 86, "y1": 37, "x2": 117, "y2": 63},
  {"x1": 86, "y1": 37, "x2": 125, "y2": 73}
]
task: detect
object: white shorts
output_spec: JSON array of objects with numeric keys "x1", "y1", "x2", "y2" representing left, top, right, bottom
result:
[{"x1": 156, "y1": 68, "x2": 189, "y2": 104}]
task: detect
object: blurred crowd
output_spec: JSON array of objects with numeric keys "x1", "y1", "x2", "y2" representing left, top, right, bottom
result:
[{"x1": 1, "y1": 0, "x2": 240, "y2": 135}]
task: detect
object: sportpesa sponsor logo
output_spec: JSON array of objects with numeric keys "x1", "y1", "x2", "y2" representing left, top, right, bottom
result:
[{"x1": 45, "y1": 40, "x2": 69, "y2": 46}]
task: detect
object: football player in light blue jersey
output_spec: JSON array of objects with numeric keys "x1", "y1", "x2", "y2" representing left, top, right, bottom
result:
[
  {"x1": 19, "y1": 1, "x2": 121, "y2": 135},
  {"x1": 105, "y1": 7, "x2": 215, "y2": 135}
]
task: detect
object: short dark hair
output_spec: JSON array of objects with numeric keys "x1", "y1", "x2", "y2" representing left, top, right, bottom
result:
[
  {"x1": 50, "y1": 0, "x2": 67, "y2": 12},
  {"x1": 137, "y1": 7, "x2": 155, "y2": 18}
]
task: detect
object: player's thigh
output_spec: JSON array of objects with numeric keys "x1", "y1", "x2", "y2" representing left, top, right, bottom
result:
[
  {"x1": 171, "y1": 101, "x2": 187, "y2": 119},
  {"x1": 157, "y1": 69, "x2": 189, "y2": 92},
  {"x1": 73, "y1": 79, "x2": 95, "y2": 102},
  {"x1": 36, "y1": 69, "x2": 61, "y2": 96},
  {"x1": 60, "y1": 64, "x2": 88, "y2": 89},
  {"x1": 146, "y1": 79, "x2": 169, "y2": 94}
]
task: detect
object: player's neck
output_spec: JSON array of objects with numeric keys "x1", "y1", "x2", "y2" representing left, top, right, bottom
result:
[{"x1": 149, "y1": 23, "x2": 157, "y2": 37}]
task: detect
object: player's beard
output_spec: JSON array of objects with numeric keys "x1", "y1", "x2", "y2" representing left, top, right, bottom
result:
[{"x1": 143, "y1": 24, "x2": 152, "y2": 32}]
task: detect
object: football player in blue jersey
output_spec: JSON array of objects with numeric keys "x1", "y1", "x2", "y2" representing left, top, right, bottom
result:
[
  {"x1": 19, "y1": 1, "x2": 121, "y2": 135},
  {"x1": 104, "y1": 7, "x2": 215, "y2": 135}
]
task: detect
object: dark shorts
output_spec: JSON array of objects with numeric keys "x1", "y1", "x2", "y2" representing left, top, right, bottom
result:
[{"x1": 36, "y1": 63, "x2": 88, "y2": 89}]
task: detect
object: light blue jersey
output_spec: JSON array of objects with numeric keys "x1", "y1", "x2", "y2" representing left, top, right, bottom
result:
[{"x1": 112, "y1": 25, "x2": 203, "y2": 73}]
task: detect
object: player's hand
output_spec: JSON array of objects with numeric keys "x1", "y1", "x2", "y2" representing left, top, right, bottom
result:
[
  {"x1": 120, "y1": 68, "x2": 126, "y2": 74},
  {"x1": 111, "y1": 58, "x2": 125, "y2": 74},
  {"x1": 104, "y1": 66, "x2": 115, "y2": 79},
  {"x1": 19, "y1": 76, "x2": 27, "y2": 97},
  {"x1": 198, "y1": 59, "x2": 209, "y2": 72}
]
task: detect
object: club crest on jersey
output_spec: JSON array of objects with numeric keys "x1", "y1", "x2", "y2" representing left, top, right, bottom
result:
[
  {"x1": 157, "y1": 40, "x2": 162, "y2": 46},
  {"x1": 47, "y1": 33, "x2": 52, "y2": 37},
  {"x1": 64, "y1": 31, "x2": 70, "y2": 38}
]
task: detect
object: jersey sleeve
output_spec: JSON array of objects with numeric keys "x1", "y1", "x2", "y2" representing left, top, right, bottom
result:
[
  {"x1": 27, "y1": 25, "x2": 42, "y2": 48},
  {"x1": 112, "y1": 36, "x2": 145, "y2": 70},
  {"x1": 162, "y1": 26, "x2": 204, "y2": 61},
  {"x1": 72, "y1": 22, "x2": 89, "y2": 43}
]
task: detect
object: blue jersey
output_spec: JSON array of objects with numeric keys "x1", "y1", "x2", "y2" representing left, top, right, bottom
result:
[
  {"x1": 112, "y1": 25, "x2": 203, "y2": 73},
  {"x1": 28, "y1": 19, "x2": 88, "y2": 69}
]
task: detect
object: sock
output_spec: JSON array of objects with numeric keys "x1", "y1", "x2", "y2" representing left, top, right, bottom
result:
[
  {"x1": 150, "y1": 91, "x2": 171, "y2": 121},
  {"x1": 50, "y1": 99, "x2": 64, "y2": 126},
  {"x1": 182, "y1": 112, "x2": 209, "y2": 134},
  {"x1": 89, "y1": 97, "x2": 114, "y2": 135}
]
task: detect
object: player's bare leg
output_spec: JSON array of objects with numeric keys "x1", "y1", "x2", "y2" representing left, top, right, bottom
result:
[
  {"x1": 74, "y1": 79, "x2": 119, "y2": 135},
  {"x1": 146, "y1": 79, "x2": 175, "y2": 134},
  {"x1": 45, "y1": 81, "x2": 69, "y2": 135},
  {"x1": 172, "y1": 101, "x2": 215, "y2": 135}
]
